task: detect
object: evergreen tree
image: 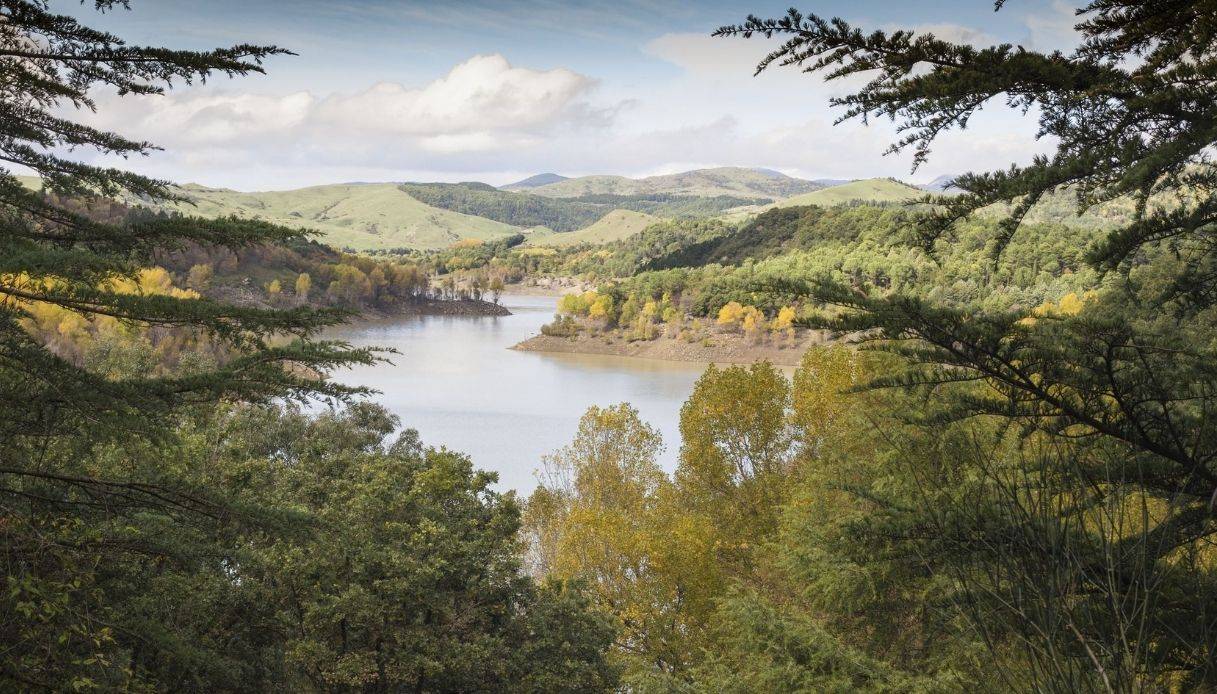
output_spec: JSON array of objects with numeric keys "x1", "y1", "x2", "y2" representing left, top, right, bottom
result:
[
  {"x1": 719, "y1": 1, "x2": 1217, "y2": 687},
  {"x1": 0, "y1": 3, "x2": 374, "y2": 687}
]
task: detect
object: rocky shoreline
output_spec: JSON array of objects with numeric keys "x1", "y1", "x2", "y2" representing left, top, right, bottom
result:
[
  {"x1": 402, "y1": 298, "x2": 511, "y2": 317},
  {"x1": 511, "y1": 329, "x2": 830, "y2": 366}
]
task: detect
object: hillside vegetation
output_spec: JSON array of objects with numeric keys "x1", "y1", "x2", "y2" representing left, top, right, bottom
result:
[
  {"x1": 772, "y1": 177, "x2": 925, "y2": 207},
  {"x1": 531, "y1": 209, "x2": 659, "y2": 246},
  {"x1": 160, "y1": 183, "x2": 521, "y2": 251},
  {"x1": 525, "y1": 166, "x2": 824, "y2": 198},
  {"x1": 400, "y1": 182, "x2": 764, "y2": 234}
]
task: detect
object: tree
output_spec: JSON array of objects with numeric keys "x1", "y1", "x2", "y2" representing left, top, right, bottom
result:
[
  {"x1": 199, "y1": 403, "x2": 619, "y2": 693},
  {"x1": 716, "y1": 300, "x2": 745, "y2": 328},
  {"x1": 0, "y1": 4, "x2": 376, "y2": 688},
  {"x1": 718, "y1": 2, "x2": 1217, "y2": 687},
  {"x1": 186, "y1": 262, "x2": 214, "y2": 290},
  {"x1": 294, "y1": 271, "x2": 311, "y2": 301},
  {"x1": 524, "y1": 405, "x2": 720, "y2": 685},
  {"x1": 676, "y1": 362, "x2": 792, "y2": 545}
]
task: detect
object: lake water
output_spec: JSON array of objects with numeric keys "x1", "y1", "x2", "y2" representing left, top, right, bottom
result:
[{"x1": 324, "y1": 294, "x2": 711, "y2": 494}]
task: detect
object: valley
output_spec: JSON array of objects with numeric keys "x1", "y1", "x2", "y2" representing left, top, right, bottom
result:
[{"x1": 113, "y1": 168, "x2": 936, "y2": 252}]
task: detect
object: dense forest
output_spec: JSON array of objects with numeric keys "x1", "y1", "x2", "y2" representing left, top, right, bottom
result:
[
  {"x1": 6, "y1": 1, "x2": 1217, "y2": 693},
  {"x1": 399, "y1": 181, "x2": 768, "y2": 233}
]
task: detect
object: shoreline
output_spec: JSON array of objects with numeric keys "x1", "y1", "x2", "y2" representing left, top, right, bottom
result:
[
  {"x1": 350, "y1": 297, "x2": 511, "y2": 321},
  {"x1": 503, "y1": 278, "x2": 594, "y2": 297},
  {"x1": 511, "y1": 329, "x2": 831, "y2": 366}
]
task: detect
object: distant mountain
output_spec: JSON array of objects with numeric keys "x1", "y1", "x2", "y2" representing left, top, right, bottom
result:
[
  {"x1": 920, "y1": 174, "x2": 960, "y2": 193},
  {"x1": 812, "y1": 178, "x2": 854, "y2": 187},
  {"x1": 774, "y1": 178, "x2": 926, "y2": 208},
  {"x1": 501, "y1": 173, "x2": 569, "y2": 190},
  {"x1": 526, "y1": 167, "x2": 824, "y2": 199}
]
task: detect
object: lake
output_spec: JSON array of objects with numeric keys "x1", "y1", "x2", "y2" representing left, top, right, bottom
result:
[{"x1": 325, "y1": 294, "x2": 711, "y2": 493}]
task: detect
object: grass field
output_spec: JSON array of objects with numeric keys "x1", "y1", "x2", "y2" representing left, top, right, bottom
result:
[
  {"x1": 530, "y1": 209, "x2": 658, "y2": 246},
  {"x1": 159, "y1": 183, "x2": 520, "y2": 251},
  {"x1": 772, "y1": 178, "x2": 925, "y2": 208}
]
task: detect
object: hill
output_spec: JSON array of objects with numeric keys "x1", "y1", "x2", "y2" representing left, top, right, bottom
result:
[
  {"x1": 527, "y1": 167, "x2": 824, "y2": 199},
  {"x1": 920, "y1": 174, "x2": 959, "y2": 192},
  {"x1": 400, "y1": 182, "x2": 605, "y2": 232},
  {"x1": 155, "y1": 183, "x2": 521, "y2": 251},
  {"x1": 772, "y1": 177, "x2": 925, "y2": 207},
  {"x1": 530, "y1": 209, "x2": 658, "y2": 247},
  {"x1": 501, "y1": 173, "x2": 569, "y2": 190}
]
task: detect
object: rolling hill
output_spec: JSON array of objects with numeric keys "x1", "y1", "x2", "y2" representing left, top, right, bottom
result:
[
  {"x1": 522, "y1": 167, "x2": 824, "y2": 199},
  {"x1": 530, "y1": 209, "x2": 659, "y2": 247},
  {"x1": 772, "y1": 178, "x2": 926, "y2": 208},
  {"x1": 155, "y1": 183, "x2": 521, "y2": 251}
]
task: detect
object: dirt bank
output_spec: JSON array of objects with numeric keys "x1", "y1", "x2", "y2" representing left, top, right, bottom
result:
[
  {"x1": 401, "y1": 298, "x2": 511, "y2": 317},
  {"x1": 512, "y1": 329, "x2": 831, "y2": 366},
  {"x1": 504, "y1": 277, "x2": 594, "y2": 297}
]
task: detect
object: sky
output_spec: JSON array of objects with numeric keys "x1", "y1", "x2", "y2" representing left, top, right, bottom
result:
[{"x1": 56, "y1": 0, "x2": 1084, "y2": 190}]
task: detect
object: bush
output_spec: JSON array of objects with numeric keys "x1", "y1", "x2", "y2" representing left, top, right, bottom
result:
[{"x1": 541, "y1": 315, "x2": 580, "y2": 337}]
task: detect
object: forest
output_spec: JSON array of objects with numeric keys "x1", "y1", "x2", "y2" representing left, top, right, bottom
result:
[
  {"x1": 6, "y1": 1, "x2": 1217, "y2": 693},
  {"x1": 398, "y1": 181, "x2": 769, "y2": 233}
]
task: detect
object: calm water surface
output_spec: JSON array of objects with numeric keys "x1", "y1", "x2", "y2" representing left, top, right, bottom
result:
[{"x1": 325, "y1": 294, "x2": 710, "y2": 493}]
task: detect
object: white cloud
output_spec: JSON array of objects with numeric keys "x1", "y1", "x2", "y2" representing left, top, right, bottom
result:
[
  {"x1": 311, "y1": 55, "x2": 596, "y2": 137},
  {"x1": 60, "y1": 36, "x2": 1055, "y2": 190},
  {"x1": 1022, "y1": 1, "x2": 1084, "y2": 52},
  {"x1": 81, "y1": 54, "x2": 605, "y2": 157},
  {"x1": 643, "y1": 33, "x2": 776, "y2": 79}
]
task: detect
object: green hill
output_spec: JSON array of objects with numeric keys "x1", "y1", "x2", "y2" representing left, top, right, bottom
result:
[
  {"x1": 526, "y1": 167, "x2": 823, "y2": 199},
  {"x1": 156, "y1": 183, "x2": 521, "y2": 251},
  {"x1": 531, "y1": 209, "x2": 659, "y2": 247},
  {"x1": 400, "y1": 182, "x2": 607, "y2": 232},
  {"x1": 773, "y1": 178, "x2": 925, "y2": 207}
]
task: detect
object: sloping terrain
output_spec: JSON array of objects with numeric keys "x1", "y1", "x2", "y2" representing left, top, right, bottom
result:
[
  {"x1": 773, "y1": 178, "x2": 926, "y2": 207},
  {"x1": 530, "y1": 209, "x2": 658, "y2": 246},
  {"x1": 501, "y1": 172, "x2": 569, "y2": 190},
  {"x1": 157, "y1": 183, "x2": 521, "y2": 251},
  {"x1": 525, "y1": 167, "x2": 824, "y2": 199}
]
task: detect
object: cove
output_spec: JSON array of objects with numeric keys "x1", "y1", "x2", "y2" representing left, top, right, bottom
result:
[{"x1": 325, "y1": 294, "x2": 711, "y2": 493}]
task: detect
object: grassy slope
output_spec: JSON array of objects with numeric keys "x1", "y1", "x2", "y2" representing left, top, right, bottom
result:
[
  {"x1": 530, "y1": 209, "x2": 658, "y2": 246},
  {"x1": 526, "y1": 167, "x2": 822, "y2": 199},
  {"x1": 773, "y1": 178, "x2": 925, "y2": 208},
  {"x1": 160, "y1": 183, "x2": 519, "y2": 251}
]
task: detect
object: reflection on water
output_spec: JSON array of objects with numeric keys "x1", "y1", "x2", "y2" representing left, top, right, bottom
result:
[{"x1": 324, "y1": 294, "x2": 710, "y2": 493}]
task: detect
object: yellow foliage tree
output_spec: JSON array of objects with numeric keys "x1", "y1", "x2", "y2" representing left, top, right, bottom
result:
[
  {"x1": 295, "y1": 272, "x2": 311, "y2": 301},
  {"x1": 716, "y1": 301, "x2": 744, "y2": 327},
  {"x1": 740, "y1": 306, "x2": 766, "y2": 336},
  {"x1": 588, "y1": 294, "x2": 613, "y2": 321},
  {"x1": 524, "y1": 404, "x2": 721, "y2": 680},
  {"x1": 772, "y1": 306, "x2": 796, "y2": 331}
]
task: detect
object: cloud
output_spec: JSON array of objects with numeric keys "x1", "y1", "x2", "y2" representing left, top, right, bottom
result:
[
  {"x1": 905, "y1": 23, "x2": 997, "y2": 48},
  {"x1": 1022, "y1": 1, "x2": 1084, "y2": 52},
  {"x1": 82, "y1": 54, "x2": 608, "y2": 156},
  {"x1": 643, "y1": 33, "x2": 775, "y2": 79},
  {"x1": 311, "y1": 55, "x2": 597, "y2": 138}
]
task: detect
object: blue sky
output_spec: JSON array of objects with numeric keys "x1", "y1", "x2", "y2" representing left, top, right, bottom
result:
[{"x1": 65, "y1": 0, "x2": 1083, "y2": 189}]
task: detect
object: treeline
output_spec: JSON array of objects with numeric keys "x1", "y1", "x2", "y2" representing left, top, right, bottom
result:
[
  {"x1": 399, "y1": 182, "x2": 766, "y2": 233},
  {"x1": 525, "y1": 204, "x2": 1106, "y2": 344}
]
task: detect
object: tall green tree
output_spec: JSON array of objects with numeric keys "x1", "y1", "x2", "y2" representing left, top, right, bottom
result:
[
  {"x1": 0, "y1": 3, "x2": 363, "y2": 688},
  {"x1": 718, "y1": 1, "x2": 1217, "y2": 688}
]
